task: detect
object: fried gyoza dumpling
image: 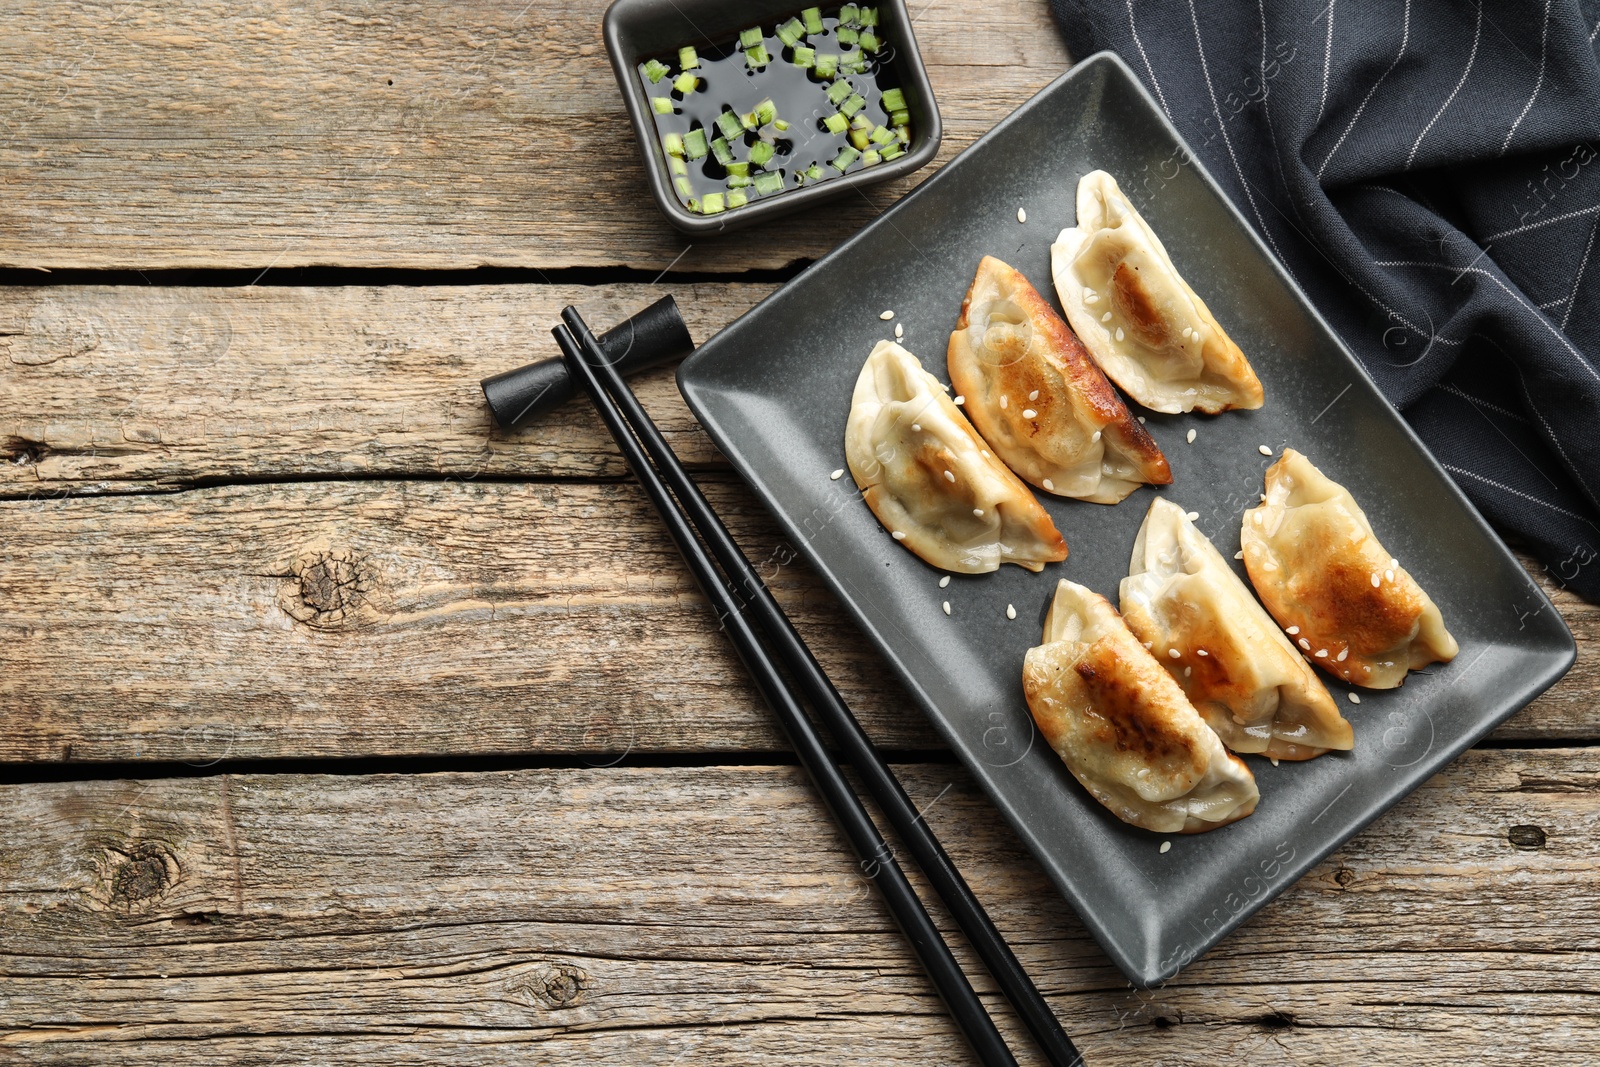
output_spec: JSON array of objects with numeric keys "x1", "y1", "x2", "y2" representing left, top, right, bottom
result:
[
  {"x1": 1051, "y1": 170, "x2": 1264, "y2": 414},
  {"x1": 1120, "y1": 498, "x2": 1353, "y2": 760},
  {"x1": 1022, "y1": 579, "x2": 1259, "y2": 833},
  {"x1": 1241, "y1": 449, "x2": 1458, "y2": 689},
  {"x1": 947, "y1": 255, "x2": 1171, "y2": 504},
  {"x1": 845, "y1": 340, "x2": 1068, "y2": 574}
]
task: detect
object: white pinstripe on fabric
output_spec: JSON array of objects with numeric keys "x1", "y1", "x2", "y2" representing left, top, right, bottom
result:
[
  {"x1": 1125, "y1": 0, "x2": 1173, "y2": 118},
  {"x1": 1317, "y1": 0, "x2": 1410, "y2": 181},
  {"x1": 1500, "y1": 0, "x2": 1553, "y2": 155},
  {"x1": 1486, "y1": 202, "x2": 1600, "y2": 242},
  {"x1": 1443, "y1": 465, "x2": 1600, "y2": 524},
  {"x1": 1560, "y1": 215, "x2": 1598, "y2": 332},
  {"x1": 1315, "y1": 0, "x2": 1335, "y2": 128},
  {"x1": 1439, "y1": 383, "x2": 1530, "y2": 422},
  {"x1": 1407, "y1": 0, "x2": 1483, "y2": 169}
]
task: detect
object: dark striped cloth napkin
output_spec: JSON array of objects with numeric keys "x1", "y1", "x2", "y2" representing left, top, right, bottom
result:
[{"x1": 1050, "y1": 0, "x2": 1600, "y2": 601}]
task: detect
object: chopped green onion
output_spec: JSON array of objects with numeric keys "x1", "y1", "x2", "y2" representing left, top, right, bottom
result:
[
  {"x1": 860, "y1": 6, "x2": 879, "y2": 26},
  {"x1": 727, "y1": 189, "x2": 749, "y2": 208},
  {"x1": 794, "y1": 172, "x2": 805, "y2": 184},
  {"x1": 889, "y1": 108, "x2": 911, "y2": 127},
  {"x1": 753, "y1": 171, "x2": 784, "y2": 194},
  {"x1": 822, "y1": 112, "x2": 849, "y2": 134},
  {"x1": 686, "y1": 198, "x2": 700, "y2": 213},
  {"x1": 739, "y1": 26, "x2": 763, "y2": 48},
  {"x1": 836, "y1": 26, "x2": 858, "y2": 46},
  {"x1": 774, "y1": 118, "x2": 790, "y2": 131},
  {"x1": 814, "y1": 52, "x2": 838, "y2": 78},
  {"x1": 869, "y1": 124, "x2": 896, "y2": 145},
  {"x1": 727, "y1": 173, "x2": 752, "y2": 188},
  {"x1": 643, "y1": 58, "x2": 672, "y2": 83},
  {"x1": 716, "y1": 110, "x2": 744, "y2": 141},
  {"x1": 745, "y1": 44, "x2": 771, "y2": 67},
  {"x1": 849, "y1": 127, "x2": 871, "y2": 150},
  {"x1": 740, "y1": 111, "x2": 759, "y2": 131},
  {"x1": 841, "y1": 51, "x2": 867, "y2": 74},
  {"x1": 652, "y1": 96, "x2": 674, "y2": 114},
  {"x1": 676, "y1": 176, "x2": 694, "y2": 198},
  {"x1": 683, "y1": 128, "x2": 709, "y2": 159},
  {"x1": 880, "y1": 87, "x2": 906, "y2": 112},
  {"x1": 840, "y1": 93, "x2": 866, "y2": 117},
  {"x1": 776, "y1": 16, "x2": 806, "y2": 46},
  {"x1": 792, "y1": 45, "x2": 816, "y2": 68},
  {"x1": 895, "y1": 124, "x2": 910, "y2": 144},
  {"x1": 840, "y1": 3, "x2": 860, "y2": 27},
  {"x1": 831, "y1": 145, "x2": 860, "y2": 171},
  {"x1": 850, "y1": 113, "x2": 872, "y2": 130},
  {"x1": 668, "y1": 155, "x2": 688, "y2": 175},
  {"x1": 881, "y1": 143, "x2": 905, "y2": 161},
  {"x1": 859, "y1": 31, "x2": 880, "y2": 52},
  {"x1": 679, "y1": 46, "x2": 699, "y2": 70},
  {"x1": 662, "y1": 132, "x2": 685, "y2": 156},
  {"x1": 802, "y1": 6, "x2": 824, "y2": 33},
  {"x1": 749, "y1": 140, "x2": 775, "y2": 166},
  {"x1": 726, "y1": 161, "x2": 750, "y2": 177},
  {"x1": 827, "y1": 80, "x2": 853, "y2": 106},
  {"x1": 806, "y1": 162, "x2": 825, "y2": 180},
  {"x1": 710, "y1": 136, "x2": 735, "y2": 165},
  {"x1": 754, "y1": 98, "x2": 778, "y2": 126},
  {"x1": 673, "y1": 71, "x2": 697, "y2": 94},
  {"x1": 702, "y1": 192, "x2": 726, "y2": 214},
  {"x1": 862, "y1": 149, "x2": 881, "y2": 166}
]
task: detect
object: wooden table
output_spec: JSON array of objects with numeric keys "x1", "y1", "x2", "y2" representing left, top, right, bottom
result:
[{"x1": 2, "y1": 3, "x2": 1596, "y2": 1063}]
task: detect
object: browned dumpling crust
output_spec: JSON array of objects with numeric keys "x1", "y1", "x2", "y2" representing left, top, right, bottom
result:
[
  {"x1": 1241, "y1": 449, "x2": 1458, "y2": 689},
  {"x1": 947, "y1": 255, "x2": 1171, "y2": 504},
  {"x1": 1022, "y1": 579, "x2": 1259, "y2": 834},
  {"x1": 1120, "y1": 498, "x2": 1353, "y2": 760},
  {"x1": 1051, "y1": 170, "x2": 1264, "y2": 415},
  {"x1": 845, "y1": 340, "x2": 1068, "y2": 573}
]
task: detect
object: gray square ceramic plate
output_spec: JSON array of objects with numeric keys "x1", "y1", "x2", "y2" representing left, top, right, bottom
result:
[{"x1": 676, "y1": 51, "x2": 1576, "y2": 986}]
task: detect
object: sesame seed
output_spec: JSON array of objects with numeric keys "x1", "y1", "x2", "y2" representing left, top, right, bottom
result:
[
  {"x1": 1298, "y1": 637, "x2": 1311, "y2": 650},
  {"x1": 1022, "y1": 408, "x2": 1038, "y2": 419},
  {"x1": 1337, "y1": 648, "x2": 1348, "y2": 661},
  {"x1": 1085, "y1": 293, "x2": 1099, "y2": 305},
  {"x1": 1167, "y1": 648, "x2": 1181, "y2": 659},
  {"x1": 1115, "y1": 327, "x2": 1126, "y2": 341},
  {"x1": 939, "y1": 575, "x2": 950, "y2": 588},
  {"x1": 891, "y1": 531, "x2": 906, "y2": 540},
  {"x1": 1160, "y1": 841, "x2": 1171, "y2": 854},
  {"x1": 1183, "y1": 666, "x2": 1191, "y2": 677},
  {"x1": 1042, "y1": 478, "x2": 1054, "y2": 491},
  {"x1": 830, "y1": 469, "x2": 844, "y2": 480},
  {"x1": 911, "y1": 423, "x2": 921, "y2": 431},
  {"x1": 1137, "y1": 416, "x2": 1146, "y2": 424},
  {"x1": 1234, "y1": 550, "x2": 1244, "y2": 560},
  {"x1": 1143, "y1": 640, "x2": 1153, "y2": 649},
  {"x1": 953, "y1": 395, "x2": 966, "y2": 405},
  {"x1": 981, "y1": 450, "x2": 991, "y2": 457},
  {"x1": 1028, "y1": 390, "x2": 1039, "y2": 401},
  {"x1": 1258, "y1": 444, "x2": 1273, "y2": 456},
  {"x1": 1091, "y1": 430, "x2": 1101, "y2": 442},
  {"x1": 1371, "y1": 573, "x2": 1381, "y2": 587},
  {"x1": 1315, "y1": 648, "x2": 1328, "y2": 657},
  {"x1": 1000, "y1": 395, "x2": 1008, "y2": 408},
  {"x1": 943, "y1": 470, "x2": 955, "y2": 482},
  {"x1": 972, "y1": 508, "x2": 984, "y2": 517},
  {"x1": 1006, "y1": 604, "x2": 1017, "y2": 620},
  {"x1": 880, "y1": 309, "x2": 895, "y2": 320},
  {"x1": 942, "y1": 600, "x2": 951, "y2": 616},
  {"x1": 1017, "y1": 207, "x2": 1027, "y2": 223},
  {"x1": 1287, "y1": 625, "x2": 1299, "y2": 634},
  {"x1": 1101, "y1": 311, "x2": 1113, "y2": 322},
  {"x1": 1385, "y1": 569, "x2": 1395, "y2": 582},
  {"x1": 894, "y1": 323, "x2": 903, "y2": 339},
  {"x1": 1185, "y1": 511, "x2": 1199, "y2": 521},
  {"x1": 1260, "y1": 493, "x2": 1268, "y2": 502},
  {"x1": 1348, "y1": 692, "x2": 1361, "y2": 704},
  {"x1": 1186, "y1": 428, "x2": 1197, "y2": 444},
  {"x1": 1389, "y1": 557, "x2": 1399, "y2": 569},
  {"x1": 1270, "y1": 757, "x2": 1280, "y2": 767},
  {"x1": 1197, "y1": 649, "x2": 1208, "y2": 656},
  {"x1": 1083, "y1": 286, "x2": 1094, "y2": 298}
]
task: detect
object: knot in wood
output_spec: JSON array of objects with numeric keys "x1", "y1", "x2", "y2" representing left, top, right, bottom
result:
[
  {"x1": 509, "y1": 964, "x2": 589, "y2": 1010},
  {"x1": 1508, "y1": 824, "x2": 1547, "y2": 850},
  {"x1": 280, "y1": 548, "x2": 376, "y2": 629},
  {"x1": 100, "y1": 842, "x2": 180, "y2": 912}
]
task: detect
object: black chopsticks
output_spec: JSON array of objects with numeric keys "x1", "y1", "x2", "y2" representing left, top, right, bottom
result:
[{"x1": 554, "y1": 307, "x2": 1084, "y2": 1067}]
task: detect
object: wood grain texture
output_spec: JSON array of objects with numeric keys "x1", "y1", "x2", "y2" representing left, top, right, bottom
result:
[
  {"x1": 0, "y1": 0, "x2": 1072, "y2": 271},
  {"x1": 3, "y1": 754, "x2": 1597, "y2": 1064},
  {"x1": 0, "y1": 283, "x2": 772, "y2": 494},
  {"x1": 2, "y1": 478, "x2": 1593, "y2": 764}
]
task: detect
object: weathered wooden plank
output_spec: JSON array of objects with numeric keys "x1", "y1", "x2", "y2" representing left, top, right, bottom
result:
[
  {"x1": 0, "y1": 0, "x2": 1073, "y2": 271},
  {"x1": 2, "y1": 753, "x2": 1597, "y2": 1064},
  {"x1": 0, "y1": 283, "x2": 771, "y2": 494},
  {"x1": 1, "y1": 478, "x2": 1593, "y2": 763},
  {"x1": 0, "y1": 477, "x2": 937, "y2": 761}
]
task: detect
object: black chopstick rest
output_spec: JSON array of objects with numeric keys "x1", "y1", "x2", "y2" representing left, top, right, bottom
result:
[{"x1": 480, "y1": 294, "x2": 693, "y2": 429}]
